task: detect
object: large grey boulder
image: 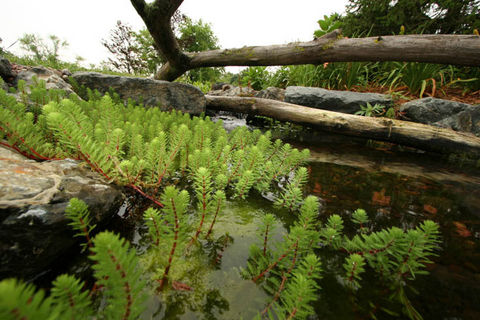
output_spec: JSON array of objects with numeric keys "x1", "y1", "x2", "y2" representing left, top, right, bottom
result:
[
  {"x1": 0, "y1": 146, "x2": 124, "y2": 280},
  {"x1": 400, "y1": 97, "x2": 480, "y2": 137},
  {"x1": 0, "y1": 55, "x2": 15, "y2": 81},
  {"x1": 71, "y1": 72, "x2": 206, "y2": 115},
  {"x1": 13, "y1": 66, "x2": 76, "y2": 95},
  {"x1": 285, "y1": 86, "x2": 393, "y2": 114}
]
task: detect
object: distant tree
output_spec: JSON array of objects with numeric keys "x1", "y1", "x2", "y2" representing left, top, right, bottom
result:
[
  {"x1": 341, "y1": 0, "x2": 480, "y2": 37},
  {"x1": 131, "y1": 28, "x2": 164, "y2": 75},
  {"x1": 102, "y1": 13, "x2": 222, "y2": 80},
  {"x1": 18, "y1": 34, "x2": 69, "y2": 64},
  {"x1": 177, "y1": 17, "x2": 223, "y2": 82},
  {"x1": 101, "y1": 21, "x2": 149, "y2": 75}
]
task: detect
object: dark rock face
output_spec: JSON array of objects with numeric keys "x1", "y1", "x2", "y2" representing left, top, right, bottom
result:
[
  {"x1": 400, "y1": 98, "x2": 480, "y2": 137},
  {"x1": 0, "y1": 146, "x2": 124, "y2": 280},
  {"x1": 255, "y1": 87, "x2": 285, "y2": 101},
  {"x1": 284, "y1": 86, "x2": 393, "y2": 114},
  {"x1": 0, "y1": 55, "x2": 15, "y2": 81},
  {"x1": 71, "y1": 72, "x2": 206, "y2": 115}
]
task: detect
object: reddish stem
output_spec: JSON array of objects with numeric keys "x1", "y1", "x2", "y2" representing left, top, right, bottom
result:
[
  {"x1": 108, "y1": 250, "x2": 133, "y2": 320},
  {"x1": 79, "y1": 217, "x2": 93, "y2": 249},
  {"x1": 192, "y1": 177, "x2": 208, "y2": 242},
  {"x1": 252, "y1": 241, "x2": 297, "y2": 283},
  {"x1": 205, "y1": 196, "x2": 222, "y2": 239},
  {"x1": 158, "y1": 198, "x2": 180, "y2": 291},
  {"x1": 127, "y1": 184, "x2": 164, "y2": 208},
  {"x1": 261, "y1": 274, "x2": 287, "y2": 316}
]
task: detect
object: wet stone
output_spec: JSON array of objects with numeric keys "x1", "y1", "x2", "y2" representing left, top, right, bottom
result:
[{"x1": 0, "y1": 146, "x2": 124, "y2": 280}]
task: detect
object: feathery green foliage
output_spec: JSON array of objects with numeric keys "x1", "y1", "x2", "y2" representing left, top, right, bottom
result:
[
  {"x1": 0, "y1": 278, "x2": 58, "y2": 320},
  {"x1": 90, "y1": 231, "x2": 146, "y2": 319},
  {"x1": 0, "y1": 230, "x2": 145, "y2": 320},
  {"x1": 0, "y1": 81, "x2": 308, "y2": 208},
  {"x1": 275, "y1": 167, "x2": 309, "y2": 211},
  {"x1": 351, "y1": 208, "x2": 369, "y2": 232},
  {"x1": 50, "y1": 274, "x2": 93, "y2": 319},
  {"x1": 65, "y1": 198, "x2": 96, "y2": 251}
]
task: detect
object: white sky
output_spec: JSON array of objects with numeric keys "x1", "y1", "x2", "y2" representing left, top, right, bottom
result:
[{"x1": 1, "y1": 0, "x2": 348, "y2": 67}]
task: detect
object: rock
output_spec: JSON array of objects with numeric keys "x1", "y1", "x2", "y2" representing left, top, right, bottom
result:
[
  {"x1": 0, "y1": 55, "x2": 15, "y2": 81},
  {"x1": 71, "y1": 72, "x2": 206, "y2": 115},
  {"x1": 208, "y1": 85, "x2": 256, "y2": 97},
  {"x1": 12, "y1": 66, "x2": 76, "y2": 96},
  {"x1": 211, "y1": 82, "x2": 231, "y2": 91},
  {"x1": 61, "y1": 68, "x2": 72, "y2": 80},
  {"x1": 284, "y1": 86, "x2": 393, "y2": 114},
  {"x1": 400, "y1": 97, "x2": 480, "y2": 137},
  {"x1": 255, "y1": 87, "x2": 285, "y2": 101},
  {"x1": 0, "y1": 146, "x2": 124, "y2": 280}
]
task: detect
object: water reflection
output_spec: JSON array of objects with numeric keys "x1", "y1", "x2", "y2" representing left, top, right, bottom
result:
[
  {"x1": 139, "y1": 128, "x2": 480, "y2": 319},
  {"x1": 278, "y1": 130, "x2": 480, "y2": 320}
]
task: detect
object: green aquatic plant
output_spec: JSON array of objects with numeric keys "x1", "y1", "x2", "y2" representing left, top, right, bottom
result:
[
  {"x1": 0, "y1": 231, "x2": 145, "y2": 320},
  {"x1": 275, "y1": 166, "x2": 309, "y2": 211},
  {"x1": 0, "y1": 81, "x2": 444, "y2": 320},
  {"x1": 0, "y1": 82, "x2": 307, "y2": 207},
  {"x1": 152, "y1": 186, "x2": 190, "y2": 291},
  {"x1": 65, "y1": 197, "x2": 96, "y2": 251},
  {"x1": 351, "y1": 208, "x2": 369, "y2": 233},
  {"x1": 90, "y1": 231, "x2": 146, "y2": 319}
]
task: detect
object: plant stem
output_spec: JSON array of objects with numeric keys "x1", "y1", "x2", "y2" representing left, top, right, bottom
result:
[
  {"x1": 158, "y1": 198, "x2": 180, "y2": 291},
  {"x1": 252, "y1": 241, "x2": 297, "y2": 283}
]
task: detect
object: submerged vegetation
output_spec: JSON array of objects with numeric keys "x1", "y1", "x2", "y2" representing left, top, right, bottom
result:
[{"x1": 0, "y1": 81, "x2": 443, "y2": 319}]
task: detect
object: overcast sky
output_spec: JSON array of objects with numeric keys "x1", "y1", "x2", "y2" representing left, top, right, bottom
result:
[{"x1": 1, "y1": 0, "x2": 348, "y2": 67}]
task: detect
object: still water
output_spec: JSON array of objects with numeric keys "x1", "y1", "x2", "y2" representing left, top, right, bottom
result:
[{"x1": 127, "y1": 126, "x2": 480, "y2": 320}]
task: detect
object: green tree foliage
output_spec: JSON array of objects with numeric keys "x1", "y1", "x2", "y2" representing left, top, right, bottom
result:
[
  {"x1": 341, "y1": 0, "x2": 480, "y2": 37},
  {"x1": 102, "y1": 14, "x2": 223, "y2": 81},
  {"x1": 178, "y1": 17, "x2": 223, "y2": 82},
  {"x1": 17, "y1": 33, "x2": 76, "y2": 67}
]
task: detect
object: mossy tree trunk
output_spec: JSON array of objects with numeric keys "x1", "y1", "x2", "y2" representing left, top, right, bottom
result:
[
  {"x1": 206, "y1": 95, "x2": 480, "y2": 158},
  {"x1": 130, "y1": 0, "x2": 480, "y2": 82}
]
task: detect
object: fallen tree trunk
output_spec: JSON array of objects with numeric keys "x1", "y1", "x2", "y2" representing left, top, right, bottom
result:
[
  {"x1": 190, "y1": 32, "x2": 480, "y2": 68},
  {"x1": 161, "y1": 31, "x2": 480, "y2": 81},
  {"x1": 130, "y1": 1, "x2": 480, "y2": 81},
  {"x1": 206, "y1": 95, "x2": 480, "y2": 158}
]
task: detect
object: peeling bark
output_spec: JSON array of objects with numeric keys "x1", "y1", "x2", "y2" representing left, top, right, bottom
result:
[{"x1": 206, "y1": 95, "x2": 480, "y2": 158}]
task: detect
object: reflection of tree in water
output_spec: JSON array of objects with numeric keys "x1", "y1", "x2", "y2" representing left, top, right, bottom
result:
[
  {"x1": 306, "y1": 161, "x2": 460, "y2": 223},
  {"x1": 204, "y1": 234, "x2": 235, "y2": 270},
  {"x1": 162, "y1": 292, "x2": 187, "y2": 320},
  {"x1": 161, "y1": 288, "x2": 229, "y2": 320},
  {"x1": 200, "y1": 289, "x2": 230, "y2": 320}
]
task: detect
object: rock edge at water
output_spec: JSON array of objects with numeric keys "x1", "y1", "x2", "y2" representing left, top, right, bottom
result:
[{"x1": 0, "y1": 146, "x2": 125, "y2": 280}]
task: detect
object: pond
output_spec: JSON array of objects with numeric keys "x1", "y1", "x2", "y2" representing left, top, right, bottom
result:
[{"x1": 38, "y1": 123, "x2": 480, "y2": 320}]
